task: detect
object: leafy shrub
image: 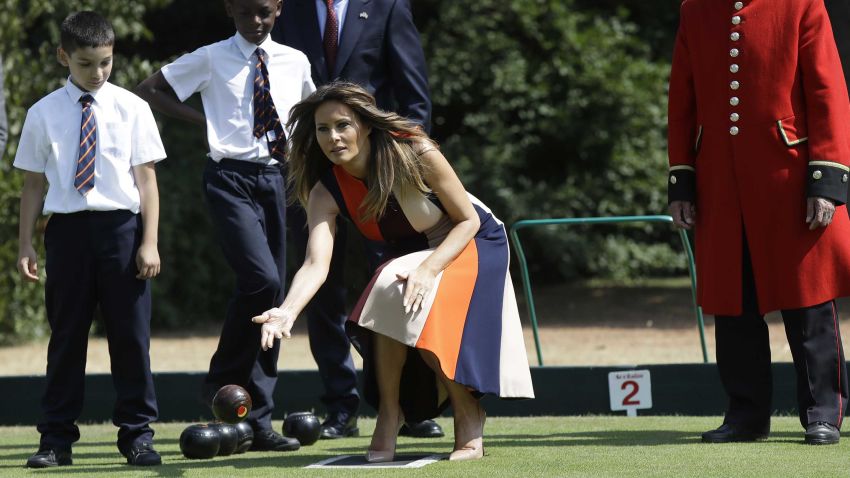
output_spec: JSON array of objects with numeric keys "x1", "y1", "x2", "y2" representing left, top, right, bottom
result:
[
  {"x1": 417, "y1": 0, "x2": 679, "y2": 281},
  {"x1": 0, "y1": 0, "x2": 684, "y2": 342}
]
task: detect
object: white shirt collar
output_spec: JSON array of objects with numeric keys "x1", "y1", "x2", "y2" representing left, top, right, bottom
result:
[
  {"x1": 233, "y1": 32, "x2": 275, "y2": 60},
  {"x1": 63, "y1": 77, "x2": 103, "y2": 104}
]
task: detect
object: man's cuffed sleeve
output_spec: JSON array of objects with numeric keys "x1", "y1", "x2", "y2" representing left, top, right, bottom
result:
[
  {"x1": 668, "y1": 165, "x2": 696, "y2": 204},
  {"x1": 807, "y1": 160, "x2": 849, "y2": 205}
]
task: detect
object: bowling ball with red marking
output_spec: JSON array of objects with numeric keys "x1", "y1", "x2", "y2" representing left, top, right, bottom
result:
[
  {"x1": 283, "y1": 411, "x2": 321, "y2": 446},
  {"x1": 212, "y1": 384, "x2": 252, "y2": 424},
  {"x1": 234, "y1": 421, "x2": 254, "y2": 454},
  {"x1": 208, "y1": 422, "x2": 239, "y2": 456},
  {"x1": 180, "y1": 424, "x2": 220, "y2": 459}
]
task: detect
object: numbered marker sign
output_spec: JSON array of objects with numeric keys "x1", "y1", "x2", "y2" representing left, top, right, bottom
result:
[{"x1": 608, "y1": 370, "x2": 652, "y2": 416}]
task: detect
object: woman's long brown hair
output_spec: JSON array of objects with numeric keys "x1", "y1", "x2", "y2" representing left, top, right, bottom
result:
[{"x1": 286, "y1": 81, "x2": 436, "y2": 221}]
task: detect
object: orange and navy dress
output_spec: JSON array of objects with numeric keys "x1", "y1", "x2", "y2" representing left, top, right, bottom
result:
[{"x1": 319, "y1": 165, "x2": 534, "y2": 420}]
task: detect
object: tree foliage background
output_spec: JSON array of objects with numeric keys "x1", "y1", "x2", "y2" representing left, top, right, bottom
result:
[{"x1": 0, "y1": 0, "x2": 681, "y2": 344}]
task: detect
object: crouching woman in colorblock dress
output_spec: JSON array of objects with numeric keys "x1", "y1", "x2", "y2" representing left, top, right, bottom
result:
[{"x1": 252, "y1": 82, "x2": 534, "y2": 462}]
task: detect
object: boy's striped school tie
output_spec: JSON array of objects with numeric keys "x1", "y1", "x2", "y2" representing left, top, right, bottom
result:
[
  {"x1": 75, "y1": 94, "x2": 96, "y2": 195},
  {"x1": 252, "y1": 48, "x2": 286, "y2": 162}
]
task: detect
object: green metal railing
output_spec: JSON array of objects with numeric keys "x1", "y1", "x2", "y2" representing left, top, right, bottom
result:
[{"x1": 509, "y1": 215, "x2": 707, "y2": 366}]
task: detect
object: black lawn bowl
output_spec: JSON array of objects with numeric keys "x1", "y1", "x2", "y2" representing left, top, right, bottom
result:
[
  {"x1": 283, "y1": 411, "x2": 322, "y2": 446},
  {"x1": 208, "y1": 422, "x2": 239, "y2": 456},
  {"x1": 234, "y1": 421, "x2": 254, "y2": 454},
  {"x1": 180, "y1": 424, "x2": 221, "y2": 459}
]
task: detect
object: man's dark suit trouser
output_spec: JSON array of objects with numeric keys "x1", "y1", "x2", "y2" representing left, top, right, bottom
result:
[
  {"x1": 203, "y1": 159, "x2": 285, "y2": 431},
  {"x1": 40, "y1": 210, "x2": 158, "y2": 453},
  {"x1": 716, "y1": 237, "x2": 848, "y2": 429},
  {"x1": 287, "y1": 202, "x2": 360, "y2": 418}
]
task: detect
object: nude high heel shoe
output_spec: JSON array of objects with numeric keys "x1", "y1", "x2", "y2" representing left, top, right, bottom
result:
[
  {"x1": 365, "y1": 449, "x2": 395, "y2": 463},
  {"x1": 449, "y1": 402, "x2": 486, "y2": 461},
  {"x1": 448, "y1": 445, "x2": 484, "y2": 461},
  {"x1": 366, "y1": 411, "x2": 404, "y2": 463}
]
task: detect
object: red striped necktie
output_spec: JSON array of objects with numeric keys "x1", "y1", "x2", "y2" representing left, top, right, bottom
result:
[
  {"x1": 324, "y1": 0, "x2": 339, "y2": 76},
  {"x1": 252, "y1": 48, "x2": 286, "y2": 162},
  {"x1": 75, "y1": 94, "x2": 96, "y2": 195}
]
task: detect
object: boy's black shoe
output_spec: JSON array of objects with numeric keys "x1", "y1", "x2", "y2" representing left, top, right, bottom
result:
[
  {"x1": 399, "y1": 419, "x2": 445, "y2": 438},
  {"x1": 319, "y1": 414, "x2": 360, "y2": 439},
  {"x1": 701, "y1": 423, "x2": 769, "y2": 443},
  {"x1": 250, "y1": 429, "x2": 300, "y2": 451},
  {"x1": 124, "y1": 442, "x2": 162, "y2": 466},
  {"x1": 26, "y1": 449, "x2": 72, "y2": 468},
  {"x1": 804, "y1": 422, "x2": 840, "y2": 445}
]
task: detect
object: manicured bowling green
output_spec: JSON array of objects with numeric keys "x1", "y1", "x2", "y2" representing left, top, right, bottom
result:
[{"x1": 0, "y1": 417, "x2": 846, "y2": 477}]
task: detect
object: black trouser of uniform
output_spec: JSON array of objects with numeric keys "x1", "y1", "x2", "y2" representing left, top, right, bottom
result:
[
  {"x1": 287, "y1": 201, "x2": 361, "y2": 419},
  {"x1": 40, "y1": 210, "x2": 158, "y2": 453},
  {"x1": 716, "y1": 238, "x2": 848, "y2": 429},
  {"x1": 203, "y1": 159, "x2": 286, "y2": 431}
]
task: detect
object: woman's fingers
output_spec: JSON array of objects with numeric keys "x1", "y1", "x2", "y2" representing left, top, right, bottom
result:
[
  {"x1": 412, "y1": 290, "x2": 425, "y2": 313},
  {"x1": 263, "y1": 329, "x2": 274, "y2": 351}
]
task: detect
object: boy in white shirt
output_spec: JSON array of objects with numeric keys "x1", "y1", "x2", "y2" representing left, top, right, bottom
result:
[
  {"x1": 16, "y1": 11, "x2": 165, "y2": 468},
  {"x1": 135, "y1": 0, "x2": 314, "y2": 451}
]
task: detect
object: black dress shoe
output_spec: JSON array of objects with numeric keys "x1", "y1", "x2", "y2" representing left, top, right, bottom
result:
[
  {"x1": 26, "y1": 449, "x2": 72, "y2": 468},
  {"x1": 398, "y1": 419, "x2": 445, "y2": 438},
  {"x1": 701, "y1": 423, "x2": 769, "y2": 443},
  {"x1": 805, "y1": 422, "x2": 840, "y2": 445},
  {"x1": 250, "y1": 429, "x2": 300, "y2": 451},
  {"x1": 124, "y1": 442, "x2": 162, "y2": 466},
  {"x1": 320, "y1": 414, "x2": 360, "y2": 439}
]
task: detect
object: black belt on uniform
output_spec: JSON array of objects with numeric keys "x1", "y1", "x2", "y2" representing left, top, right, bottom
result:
[{"x1": 211, "y1": 158, "x2": 283, "y2": 174}]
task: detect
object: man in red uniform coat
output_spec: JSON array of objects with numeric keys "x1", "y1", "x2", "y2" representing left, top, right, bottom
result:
[{"x1": 668, "y1": 0, "x2": 850, "y2": 445}]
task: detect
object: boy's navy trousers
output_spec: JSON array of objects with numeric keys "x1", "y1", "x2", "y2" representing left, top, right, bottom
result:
[
  {"x1": 202, "y1": 158, "x2": 285, "y2": 431},
  {"x1": 40, "y1": 210, "x2": 158, "y2": 453}
]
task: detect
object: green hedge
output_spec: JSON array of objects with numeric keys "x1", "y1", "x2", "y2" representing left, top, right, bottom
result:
[
  {"x1": 0, "y1": 0, "x2": 683, "y2": 342},
  {"x1": 417, "y1": 0, "x2": 680, "y2": 282}
]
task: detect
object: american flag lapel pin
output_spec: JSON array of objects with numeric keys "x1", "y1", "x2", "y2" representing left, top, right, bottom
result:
[{"x1": 359, "y1": 11, "x2": 368, "y2": 19}]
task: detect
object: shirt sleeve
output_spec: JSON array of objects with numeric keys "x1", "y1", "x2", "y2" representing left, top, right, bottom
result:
[
  {"x1": 12, "y1": 107, "x2": 48, "y2": 173},
  {"x1": 160, "y1": 47, "x2": 212, "y2": 102},
  {"x1": 302, "y1": 60, "x2": 316, "y2": 99},
  {"x1": 130, "y1": 99, "x2": 167, "y2": 166}
]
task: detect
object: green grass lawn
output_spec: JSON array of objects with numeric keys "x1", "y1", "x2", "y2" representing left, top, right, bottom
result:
[{"x1": 0, "y1": 416, "x2": 846, "y2": 477}]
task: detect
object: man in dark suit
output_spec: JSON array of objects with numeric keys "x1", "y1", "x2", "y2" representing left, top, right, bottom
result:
[{"x1": 273, "y1": 0, "x2": 442, "y2": 440}]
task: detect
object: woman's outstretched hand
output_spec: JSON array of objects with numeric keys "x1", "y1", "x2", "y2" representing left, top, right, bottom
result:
[
  {"x1": 396, "y1": 266, "x2": 438, "y2": 314},
  {"x1": 252, "y1": 307, "x2": 296, "y2": 350}
]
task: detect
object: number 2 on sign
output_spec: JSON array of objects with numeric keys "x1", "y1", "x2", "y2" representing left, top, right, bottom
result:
[
  {"x1": 608, "y1": 369, "x2": 651, "y2": 414},
  {"x1": 621, "y1": 380, "x2": 640, "y2": 406}
]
